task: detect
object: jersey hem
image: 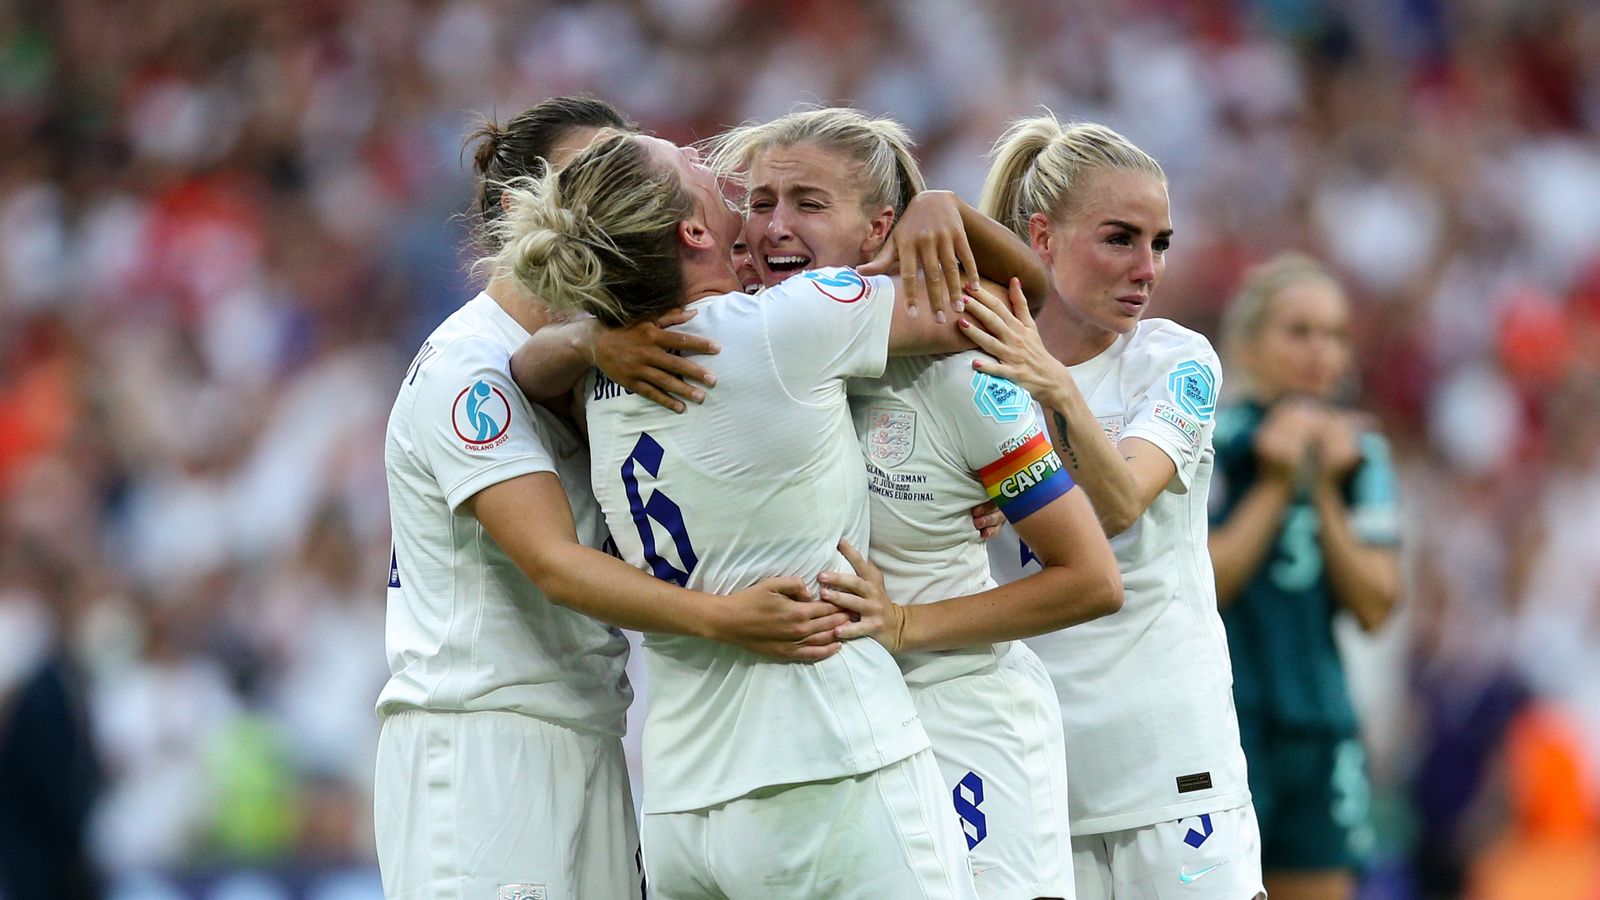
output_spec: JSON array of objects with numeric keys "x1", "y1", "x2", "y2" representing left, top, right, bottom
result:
[
  {"x1": 640, "y1": 732, "x2": 930, "y2": 815},
  {"x1": 1068, "y1": 789, "x2": 1252, "y2": 836},
  {"x1": 373, "y1": 703, "x2": 626, "y2": 739},
  {"x1": 985, "y1": 882, "x2": 1075, "y2": 900}
]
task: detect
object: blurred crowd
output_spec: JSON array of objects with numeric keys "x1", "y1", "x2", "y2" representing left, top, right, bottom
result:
[{"x1": 1, "y1": 0, "x2": 1598, "y2": 896}]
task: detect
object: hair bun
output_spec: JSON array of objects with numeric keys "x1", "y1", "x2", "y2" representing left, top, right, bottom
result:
[{"x1": 469, "y1": 119, "x2": 504, "y2": 180}]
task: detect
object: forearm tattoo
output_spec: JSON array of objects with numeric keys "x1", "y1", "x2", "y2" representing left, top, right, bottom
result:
[{"x1": 1051, "y1": 408, "x2": 1082, "y2": 469}]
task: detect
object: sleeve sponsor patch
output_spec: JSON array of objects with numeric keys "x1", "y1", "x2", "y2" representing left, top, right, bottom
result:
[
  {"x1": 452, "y1": 379, "x2": 513, "y2": 450},
  {"x1": 978, "y1": 428, "x2": 1075, "y2": 521},
  {"x1": 971, "y1": 371, "x2": 1029, "y2": 423},
  {"x1": 1166, "y1": 360, "x2": 1217, "y2": 422},
  {"x1": 1152, "y1": 401, "x2": 1202, "y2": 448}
]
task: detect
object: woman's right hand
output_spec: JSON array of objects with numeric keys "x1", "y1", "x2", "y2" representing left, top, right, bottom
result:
[
  {"x1": 859, "y1": 190, "x2": 979, "y2": 323},
  {"x1": 592, "y1": 308, "x2": 720, "y2": 413},
  {"x1": 712, "y1": 577, "x2": 851, "y2": 662},
  {"x1": 958, "y1": 277, "x2": 1072, "y2": 407}
]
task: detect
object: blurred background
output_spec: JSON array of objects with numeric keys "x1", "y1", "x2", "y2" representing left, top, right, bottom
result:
[{"x1": 1, "y1": 0, "x2": 1598, "y2": 897}]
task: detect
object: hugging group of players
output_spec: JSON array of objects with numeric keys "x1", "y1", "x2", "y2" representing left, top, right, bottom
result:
[{"x1": 378, "y1": 96, "x2": 1265, "y2": 900}]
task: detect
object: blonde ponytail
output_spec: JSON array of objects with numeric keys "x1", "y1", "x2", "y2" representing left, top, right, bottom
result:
[
  {"x1": 980, "y1": 113, "x2": 1165, "y2": 236},
  {"x1": 979, "y1": 116, "x2": 1064, "y2": 238}
]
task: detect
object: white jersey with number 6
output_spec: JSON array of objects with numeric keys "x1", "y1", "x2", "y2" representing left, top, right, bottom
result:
[
  {"x1": 583, "y1": 267, "x2": 930, "y2": 815},
  {"x1": 990, "y1": 318, "x2": 1251, "y2": 835}
]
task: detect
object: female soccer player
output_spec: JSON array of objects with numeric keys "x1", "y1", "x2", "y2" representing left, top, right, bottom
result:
[
  {"x1": 490, "y1": 129, "x2": 999, "y2": 898},
  {"x1": 713, "y1": 107, "x2": 1124, "y2": 900},
  {"x1": 960, "y1": 115, "x2": 1267, "y2": 900},
  {"x1": 376, "y1": 98, "x2": 855, "y2": 899},
  {"x1": 1209, "y1": 254, "x2": 1400, "y2": 900}
]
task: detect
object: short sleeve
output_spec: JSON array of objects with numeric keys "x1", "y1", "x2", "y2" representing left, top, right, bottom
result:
[
  {"x1": 764, "y1": 268, "x2": 896, "y2": 400},
  {"x1": 937, "y1": 359, "x2": 1075, "y2": 523},
  {"x1": 411, "y1": 338, "x2": 558, "y2": 511},
  {"x1": 1349, "y1": 431, "x2": 1401, "y2": 546},
  {"x1": 1120, "y1": 335, "x2": 1223, "y2": 494}
]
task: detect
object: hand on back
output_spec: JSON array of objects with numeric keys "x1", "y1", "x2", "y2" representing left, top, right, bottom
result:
[{"x1": 593, "y1": 307, "x2": 720, "y2": 413}]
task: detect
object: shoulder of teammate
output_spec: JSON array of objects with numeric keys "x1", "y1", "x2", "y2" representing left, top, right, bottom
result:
[
  {"x1": 1124, "y1": 319, "x2": 1222, "y2": 446},
  {"x1": 1129, "y1": 318, "x2": 1223, "y2": 377},
  {"x1": 927, "y1": 355, "x2": 1075, "y2": 523},
  {"x1": 406, "y1": 332, "x2": 560, "y2": 511},
  {"x1": 760, "y1": 266, "x2": 893, "y2": 326},
  {"x1": 1117, "y1": 319, "x2": 1222, "y2": 495},
  {"x1": 761, "y1": 267, "x2": 898, "y2": 388}
]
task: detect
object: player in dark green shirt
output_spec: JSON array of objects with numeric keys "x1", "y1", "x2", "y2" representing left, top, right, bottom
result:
[{"x1": 1208, "y1": 255, "x2": 1401, "y2": 900}]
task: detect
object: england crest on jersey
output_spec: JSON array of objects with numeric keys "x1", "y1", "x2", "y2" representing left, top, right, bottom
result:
[{"x1": 867, "y1": 407, "x2": 916, "y2": 468}]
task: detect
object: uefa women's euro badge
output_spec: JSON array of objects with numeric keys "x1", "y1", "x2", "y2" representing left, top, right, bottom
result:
[{"x1": 453, "y1": 378, "x2": 512, "y2": 451}]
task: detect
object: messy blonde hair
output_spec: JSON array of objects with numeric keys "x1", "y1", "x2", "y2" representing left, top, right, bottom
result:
[
  {"x1": 979, "y1": 114, "x2": 1165, "y2": 238},
  {"x1": 1222, "y1": 252, "x2": 1346, "y2": 352},
  {"x1": 709, "y1": 106, "x2": 926, "y2": 218},
  {"x1": 482, "y1": 132, "x2": 696, "y2": 327}
]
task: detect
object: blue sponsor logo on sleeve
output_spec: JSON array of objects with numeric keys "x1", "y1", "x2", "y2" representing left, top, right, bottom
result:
[
  {"x1": 971, "y1": 372, "x2": 1028, "y2": 423},
  {"x1": 1167, "y1": 360, "x2": 1217, "y2": 422}
]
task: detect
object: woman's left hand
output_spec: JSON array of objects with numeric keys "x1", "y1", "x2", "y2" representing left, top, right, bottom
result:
[
  {"x1": 970, "y1": 501, "x2": 1005, "y2": 539},
  {"x1": 958, "y1": 278, "x2": 1071, "y2": 405},
  {"x1": 859, "y1": 190, "x2": 979, "y2": 323},
  {"x1": 818, "y1": 540, "x2": 907, "y2": 652}
]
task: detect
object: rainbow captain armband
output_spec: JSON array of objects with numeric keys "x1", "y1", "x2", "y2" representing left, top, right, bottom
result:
[{"x1": 978, "y1": 429, "x2": 1075, "y2": 522}]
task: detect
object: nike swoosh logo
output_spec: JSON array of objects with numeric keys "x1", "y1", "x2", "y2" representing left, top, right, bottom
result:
[{"x1": 1178, "y1": 863, "x2": 1224, "y2": 885}]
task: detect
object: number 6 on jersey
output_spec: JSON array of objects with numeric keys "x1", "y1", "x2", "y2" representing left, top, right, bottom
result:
[{"x1": 621, "y1": 432, "x2": 699, "y2": 586}]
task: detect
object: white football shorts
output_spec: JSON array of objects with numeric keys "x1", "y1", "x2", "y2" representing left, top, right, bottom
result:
[
  {"x1": 913, "y1": 643, "x2": 1075, "y2": 900},
  {"x1": 642, "y1": 747, "x2": 978, "y2": 899},
  {"x1": 374, "y1": 709, "x2": 643, "y2": 900},
  {"x1": 1072, "y1": 802, "x2": 1265, "y2": 900}
]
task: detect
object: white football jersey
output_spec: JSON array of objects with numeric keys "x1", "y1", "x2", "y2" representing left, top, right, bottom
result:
[
  {"x1": 378, "y1": 293, "x2": 630, "y2": 736},
  {"x1": 990, "y1": 318, "x2": 1251, "y2": 834},
  {"x1": 850, "y1": 351, "x2": 1074, "y2": 685},
  {"x1": 584, "y1": 268, "x2": 930, "y2": 814}
]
